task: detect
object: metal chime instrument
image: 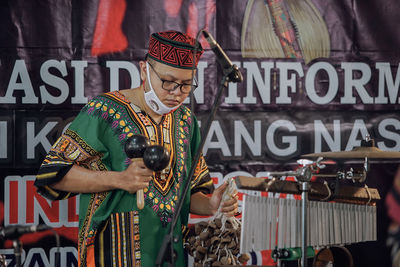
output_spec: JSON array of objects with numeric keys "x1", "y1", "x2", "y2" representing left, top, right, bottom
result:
[
  {"x1": 237, "y1": 137, "x2": 400, "y2": 267},
  {"x1": 238, "y1": 176, "x2": 379, "y2": 252}
]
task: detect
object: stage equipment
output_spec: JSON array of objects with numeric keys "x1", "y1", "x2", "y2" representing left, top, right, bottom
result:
[
  {"x1": 0, "y1": 224, "x2": 57, "y2": 267},
  {"x1": 302, "y1": 136, "x2": 400, "y2": 159},
  {"x1": 237, "y1": 138, "x2": 382, "y2": 267}
]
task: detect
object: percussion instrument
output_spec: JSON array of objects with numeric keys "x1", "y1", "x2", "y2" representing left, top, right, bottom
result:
[
  {"x1": 236, "y1": 168, "x2": 380, "y2": 267},
  {"x1": 238, "y1": 137, "x2": 388, "y2": 267},
  {"x1": 124, "y1": 135, "x2": 170, "y2": 209},
  {"x1": 302, "y1": 146, "x2": 400, "y2": 159},
  {"x1": 302, "y1": 137, "x2": 400, "y2": 159}
]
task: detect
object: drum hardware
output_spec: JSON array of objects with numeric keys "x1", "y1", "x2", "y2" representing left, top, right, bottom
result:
[
  {"x1": 264, "y1": 166, "x2": 367, "y2": 184},
  {"x1": 238, "y1": 160, "x2": 317, "y2": 267},
  {"x1": 272, "y1": 247, "x2": 315, "y2": 264},
  {"x1": 320, "y1": 181, "x2": 332, "y2": 201},
  {"x1": 0, "y1": 254, "x2": 5, "y2": 267},
  {"x1": 0, "y1": 238, "x2": 23, "y2": 267},
  {"x1": 266, "y1": 157, "x2": 366, "y2": 184},
  {"x1": 264, "y1": 157, "x2": 325, "y2": 181},
  {"x1": 312, "y1": 168, "x2": 367, "y2": 183},
  {"x1": 273, "y1": 248, "x2": 291, "y2": 259},
  {"x1": 297, "y1": 157, "x2": 327, "y2": 171},
  {"x1": 13, "y1": 240, "x2": 22, "y2": 267},
  {"x1": 0, "y1": 224, "x2": 58, "y2": 267}
]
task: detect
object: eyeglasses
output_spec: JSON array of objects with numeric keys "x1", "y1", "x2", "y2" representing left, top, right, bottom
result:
[{"x1": 148, "y1": 62, "x2": 198, "y2": 94}]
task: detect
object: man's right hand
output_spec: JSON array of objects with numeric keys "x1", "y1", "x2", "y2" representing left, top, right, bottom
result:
[
  {"x1": 50, "y1": 161, "x2": 153, "y2": 195},
  {"x1": 117, "y1": 159, "x2": 153, "y2": 193}
]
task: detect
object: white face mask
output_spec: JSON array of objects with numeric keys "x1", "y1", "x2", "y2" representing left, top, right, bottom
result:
[{"x1": 144, "y1": 62, "x2": 181, "y2": 115}]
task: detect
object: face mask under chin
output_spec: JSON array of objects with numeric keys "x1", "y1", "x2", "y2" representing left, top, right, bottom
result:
[{"x1": 144, "y1": 62, "x2": 181, "y2": 115}]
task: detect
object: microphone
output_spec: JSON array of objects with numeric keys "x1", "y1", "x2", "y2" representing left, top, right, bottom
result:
[
  {"x1": 202, "y1": 30, "x2": 243, "y2": 82},
  {"x1": 0, "y1": 224, "x2": 52, "y2": 240}
]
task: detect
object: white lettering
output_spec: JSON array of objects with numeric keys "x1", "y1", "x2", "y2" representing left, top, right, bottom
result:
[
  {"x1": 266, "y1": 120, "x2": 297, "y2": 156},
  {"x1": 107, "y1": 61, "x2": 140, "y2": 91},
  {"x1": 0, "y1": 60, "x2": 38, "y2": 104},
  {"x1": 340, "y1": 62, "x2": 373, "y2": 104},
  {"x1": 184, "y1": 61, "x2": 207, "y2": 104},
  {"x1": 375, "y1": 62, "x2": 400, "y2": 104},
  {"x1": 345, "y1": 119, "x2": 369, "y2": 150},
  {"x1": 225, "y1": 61, "x2": 242, "y2": 104},
  {"x1": 1, "y1": 59, "x2": 400, "y2": 106},
  {"x1": 193, "y1": 61, "x2": 207, "y2": 104},
  {"x1": 27, "y1": 121, "x2": 58, "y2": 159},
  {"x1": 50, "y1": 247, "x2": 78, "y2": 267},
  {"x1": 377, "y1": 118, "x2": 400, "y2": 151},
  {"x1": 234, "y1": 120, "x2": 261, "y2": 156},
  {"x1": 276, "y1": 62, "x2": 304, "y2": 104},
  {"x1": 314, "y1": 120, "x2": 341, "y2": 152},
  {"x1": 71, "y1": 60, "x2": 89, "y2": 104},
  {"x1": 25, "y1": 248, "x2": 50, "y2": 266},
  {"x1": 0, "y1": 248, "x2": 26, "y2": 266},
  {"x1": 203, "y1": 121, "x2": 232, "y2": 156},
  {"x1": 0, "y1": 247, "x2": 78, "y2": 267},
  {"x1": 39, "y1": 60, "x2": 69, "y2": 104},
  {"x1": 0, "y1": 121, "x2": 7, "y2": 158},
  {"x1": 243, "y1": 62, "x2": 273, "y2": 104},
  {"x1": 306, "y1": 62, "x2": 338, "y2": 104}
]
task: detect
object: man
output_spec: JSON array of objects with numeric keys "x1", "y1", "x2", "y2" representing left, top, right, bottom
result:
[{"x1": 35, "y1": 30, "x2": 238, "y2": 266}]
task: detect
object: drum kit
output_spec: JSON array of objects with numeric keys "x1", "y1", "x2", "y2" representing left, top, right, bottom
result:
[{"x1": 236, "y1": 136, "x2": 400, "y2": 267}]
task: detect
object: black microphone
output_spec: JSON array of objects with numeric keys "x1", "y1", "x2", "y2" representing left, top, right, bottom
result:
[
  {"x1": 202, "y1": 30, "x2": 243, "y2": 82},
  {"x1": 0, "y1": 224, "x2": 52, "y2": 240}
]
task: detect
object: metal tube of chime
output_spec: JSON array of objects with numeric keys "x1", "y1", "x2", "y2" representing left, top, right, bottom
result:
[{"x1": 240, "y1": 189, "x2": 377, "y2": 264}]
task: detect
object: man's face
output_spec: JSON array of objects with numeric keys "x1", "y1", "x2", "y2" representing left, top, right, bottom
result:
[{"x1": 139, "y1": 60, "x2": 195, "y2": 108}]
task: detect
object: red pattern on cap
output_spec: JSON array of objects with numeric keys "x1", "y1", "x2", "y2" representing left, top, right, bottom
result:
[{"x1": 148, "y1": 31, "x2": 203, "y2": 69}]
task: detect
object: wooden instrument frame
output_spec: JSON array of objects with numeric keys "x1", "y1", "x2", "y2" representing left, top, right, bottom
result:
[{"x1": 235, "y1": 176, "x2": 380, "y2": 205}]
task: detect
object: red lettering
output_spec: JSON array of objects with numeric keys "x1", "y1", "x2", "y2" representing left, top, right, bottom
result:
[
  {"x1": 67, "y1": 197, "x2": 79, "y2": 222},
  {"x1": 9, "y1": 181, "x2": 19, "y2": 224},
  {"x1": 26, "y1": 180, "x2": 60, "y2": 223}
]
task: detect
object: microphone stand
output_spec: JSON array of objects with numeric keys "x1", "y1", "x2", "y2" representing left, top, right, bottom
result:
[
  {"x1": 155, "y1": 64, "x2": 242, "y2": 266},
  {"x1": 13, "y1": 239, "x2": 22, "y2": 267}
]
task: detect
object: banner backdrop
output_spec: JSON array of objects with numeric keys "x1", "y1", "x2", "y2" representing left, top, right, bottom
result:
[{"x1": 1, "y1": 0, "x2": 400, "y2": 266}]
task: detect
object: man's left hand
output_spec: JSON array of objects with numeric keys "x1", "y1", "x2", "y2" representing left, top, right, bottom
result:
[{"x1": 209, "y1": 181, "x2": 239, "y2": 217}]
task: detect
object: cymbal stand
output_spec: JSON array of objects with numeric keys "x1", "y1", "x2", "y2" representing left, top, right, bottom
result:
[
  {"x1": 296, "y1": 157, "x2": 369, "y2": 267},
  {"x1": 296, "y1": 166, "x2": 313, "y2": 267}
]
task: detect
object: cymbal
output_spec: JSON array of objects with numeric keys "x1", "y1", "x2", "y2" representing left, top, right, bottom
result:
[{"x1": 302, "y1": 146, "x2": 400, "y2": 159}]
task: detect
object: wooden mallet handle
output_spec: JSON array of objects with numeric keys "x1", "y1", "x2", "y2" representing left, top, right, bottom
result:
[{"x1": 131, "y1": 158, "x2": 146, "y2": 210}]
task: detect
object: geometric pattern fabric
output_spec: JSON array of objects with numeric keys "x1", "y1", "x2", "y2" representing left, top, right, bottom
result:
[{"x1": 148, "y1": 30, "x2": 203, "y2": 69}]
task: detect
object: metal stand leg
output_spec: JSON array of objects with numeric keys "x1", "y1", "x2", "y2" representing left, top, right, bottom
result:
[
  {"x1": 301, "y1": 182, "x2": 310, "y2": 267},
  {"x1": 13, "y1": 239, "x2": 22, "y2": 267}
]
